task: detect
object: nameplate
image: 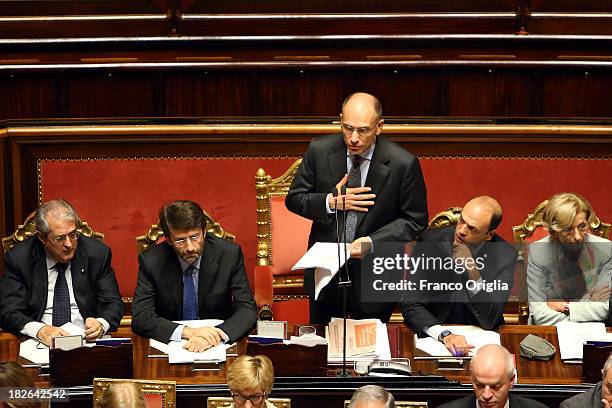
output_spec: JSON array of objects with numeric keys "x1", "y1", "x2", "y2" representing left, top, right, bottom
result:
[
  {"x1": 257, "y1": 321, "x2": 287, "y2": 339},
  {"x1": 51, "y1": 335, "x2": 83, "y2": 351}
]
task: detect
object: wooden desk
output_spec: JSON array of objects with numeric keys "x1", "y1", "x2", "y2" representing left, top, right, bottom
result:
[{"x1": 0, "y1": 325, "x2": 591, "y2": 408}]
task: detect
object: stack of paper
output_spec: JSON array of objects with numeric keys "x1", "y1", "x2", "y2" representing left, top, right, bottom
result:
[
  {"x1": 556, "y1": 321, "x2": 612, "y2": 362},
  {"x1": 414, "y1": 325, "x2": 501, "y2": 358},
  {"x1": 327, "y1": 318, "x2": 391, "y2": 363},
  {"x1": 149, "y1": 319, "x2": 231, "y2": 364}
]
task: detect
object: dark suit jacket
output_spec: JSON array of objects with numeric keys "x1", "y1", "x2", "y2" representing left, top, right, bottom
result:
[
  {"x1": 131, "y1": 234, "x2": 257, "y2": 343},
  {"x1": 560, "y1": 381, "x2": 603, "y2": 408},
  {"x1": 438, "y1": 394, "x2": 548, "y2": 408},
  {"x1": 0, "y1": 236, "x2": 124, "y2": 335},
  {"x1": 285, "y1": 133, "x2": 428, "y2": 299},
  {"x1": 401, "y1": 226, "x2": 517, "y2": 337}
]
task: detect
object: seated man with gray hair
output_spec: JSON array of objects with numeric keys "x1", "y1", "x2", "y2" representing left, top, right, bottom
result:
[
  {"x1": 438, "y1": 344, "x2": 546, "y2": 408},
  {"x1": 560, "y1": 353, "x2": 612, "y2": 407},
  {"x1": 349, "y1": 385, "x2": 394, "y2": 408},
  {"x1": 0, "y1": 199, "x2": 124, "y2": 346}
]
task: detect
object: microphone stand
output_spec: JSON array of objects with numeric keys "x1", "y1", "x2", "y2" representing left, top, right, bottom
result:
[{"x1": 337, "y1": 186, "x2": 351, "y2": 377}]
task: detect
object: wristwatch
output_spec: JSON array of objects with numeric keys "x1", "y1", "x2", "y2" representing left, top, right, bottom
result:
[{"x1": 439, "y1": 330, "x2": 452, "y2": 342}]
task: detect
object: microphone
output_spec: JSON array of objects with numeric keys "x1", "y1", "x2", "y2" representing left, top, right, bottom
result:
[
  {"x1": 332, "y1": 189, "x2": 342, "y2": 283},
  {"x1": 340, "y1": 185, "x2": 350, "y2": 283}
]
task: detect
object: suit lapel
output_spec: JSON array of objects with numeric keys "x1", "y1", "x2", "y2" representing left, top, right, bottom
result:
[
  {"x1": 328, "y1": 135, "x2": 348, "y2": 187},
  {"x1": 71, "y1": 244, "x2": 88, "y2": 317},
  {"x1": 162, "y1": 247, "x2": 184, "y2": 312},
  {"x1": 198, "y1": 241, "x2": 219, "y2": 313},
  {"x1": 357, "y1": 137, "x2": 391, "y2": 230},
  {"x1": 31, "y1": 243, "x2": 49, "y2": 319}
]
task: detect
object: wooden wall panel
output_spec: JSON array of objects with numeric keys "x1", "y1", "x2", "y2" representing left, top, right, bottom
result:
[
  {"x1": 447, "y1": 70, "x2": 539, "y2": 116},
  {"x1": 542, "y1": 71, "x2": 612, "y2": 117},
  {"x1": 165, "y1": 72, "x2": 254, "y2": 116},
  {"x1": 0, "y1": 74, "x2": 57, "y2": 120},
  {"x1": 180, "y1": 0, "x2": 515, "y2": 13},
  {"x1": 351, "y1": 69, "x2": 444, "y2": 116},
  {"x1": 253, "y1": 71, "x2": 343, "y2": 116},
  {"x1": 66, "y1": 73, "x2": 161, "y2": 117}
]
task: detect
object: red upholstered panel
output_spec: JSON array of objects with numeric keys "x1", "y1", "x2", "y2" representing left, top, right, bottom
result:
[
  {"x1": 40, "y1": 157, "x2": 612, "y2": 298},
  {"x1": 144, "y1": 393, "x2": 163, "y2": 408},
  {"x1": 524, "y1": 228, "x2": 549, "y2": 243},
  {"x1": 270, "y1": 195, "x2": 311, "y2": 275},
  {"x1": 40, "y1": 158, "x2": 297, "y2": 297},
  {"x1": 271, "y1": 299, "x2": 310, "y2": 325},
  {"x1": 419, "y1": 157, "x2": 612, "y2": 244}
]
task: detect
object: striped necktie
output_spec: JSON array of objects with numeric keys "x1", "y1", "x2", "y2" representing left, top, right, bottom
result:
[{"x1": 345, "y1": 155, "x2": 363, "y2": 243}]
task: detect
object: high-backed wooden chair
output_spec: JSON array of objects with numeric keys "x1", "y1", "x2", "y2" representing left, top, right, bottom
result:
[
  {"x1": 93, "y1": 378, "x2": 176, "y2": 408},
  {"x1": 208, "y1": 397, "x2": 291, "y2": 408},
  {"x1": 135, "y1": 209, "x2": 235, "y2": 255},
  {"x1": 254, "y1": 159, "x2": 311, "y2": 324},
  {"x1": 2, "y1": 211, "x2": 103, "y2": 253},
  {"x1": 344, "y1": 400, "x2": 426, "y2": 408},
  {"x1": 512, "y1": 199, "x2": 611, "y2": 323}
]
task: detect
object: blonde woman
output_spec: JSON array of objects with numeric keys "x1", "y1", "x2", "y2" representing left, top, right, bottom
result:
[
  {"x1": 227, "y1": 355, "x2": 275, "y2": 408},
  {"x1": 528, "y1": 193, "x2": 612, "y2": 325}
]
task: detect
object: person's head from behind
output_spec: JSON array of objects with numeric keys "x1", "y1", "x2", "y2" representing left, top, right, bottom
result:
[
  {"x1": 159, "y1": 200, "x2": 207, "y2": 264},
  {"x1": 348, "y1": 385, "x2": 394, "y2": 408},
  {"x1": 470, "y1": 344, "x2": 515, "y2": 408},
  {"x1": 543, "y1": 192, "x2": 595, "y2": 249},
  {"x1": 227, "y1": 355, "x2": 274, "y2": 408},
  {"x1": 96, "y1": 382, "x2": 146, "y2": 408},
  {"x1": 454, "y1": 196, "x2": 502, "y2": 248},
  {"x1": 340, "y1": 92, "x2": 384, "y2": 156},
  {"x1": 0, "y1": 362, "x2": 43, "y2": 408},
  {"x1": 35, "y1": 199, "x2": 80, "y2": 264},
  {"x1": 600, "y1": 353, "x2": 612, "y2": 405}
]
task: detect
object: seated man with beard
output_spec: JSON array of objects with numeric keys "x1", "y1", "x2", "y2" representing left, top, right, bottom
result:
[{"x1": 528, "y1": 192, "x2": 612, "y2": 325}]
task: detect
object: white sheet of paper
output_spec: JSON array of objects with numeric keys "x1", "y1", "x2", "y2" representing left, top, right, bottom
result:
[
  {"x1": 556, "y1": 321, "x2": 608, "y2": 361},
  {"x1": 149, "y1": 319, "x2": 227, "y2": 363},
  {"x1": 60, "y1": 322, "x2": 85, "y2": 336},
  {"x1": 292, "y1": 242, "x2": 349, "y2": 300},
  {"x1": 168, "y1": 341, "x2": 231, "y2": 364},
  {"x1": 415, "y1": 325, "x2": 501, "y2": 357},
  {"x1": 19, "y1": 338, "x2": 49, "y2": 365}
]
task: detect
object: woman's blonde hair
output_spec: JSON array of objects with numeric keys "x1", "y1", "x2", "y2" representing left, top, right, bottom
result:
[
  {"x1": 227, "y1": 355, "x2": 274, "y2": 395},
  {"x1": 96, "y1": 382, "x2": 146, "y2": 408},
  {"x1": 543, "y1": 192, "x2": 595, "y2": 233}
]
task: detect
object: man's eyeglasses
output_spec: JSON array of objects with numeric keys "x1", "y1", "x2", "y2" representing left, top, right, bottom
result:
[
  {"x1": 560, "y1": 222, "x2": 589, "y2": 236},
  {"x1": 231, "y1": 393, "x2": 266, "y2": 405},
  {"x1": 341, "y1": 122, "x2": 375, "y2": 136},
  {"x1": 49, "y1": 230, "x2": 80, "y2": 244},
  {"x1": 172, "y1": 233, "x2": 202, "y2": 248}
]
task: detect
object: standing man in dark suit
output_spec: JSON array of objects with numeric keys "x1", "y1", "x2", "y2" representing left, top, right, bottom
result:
[
  {"x1": 438, "y1": 344, "x2": 546, "y2": 408},
  {"x1": 0, "y1": 199, "x2": 124, "y2": 346},
  {"x1": 131, "y1": 200, "x2": 256, "y2": 352},
  {"x1": 286, "y1": 92, "x2": 428, "y2": 324},
  {"x1": 401, "y1": 196, "x2": 517, "y2": 356}
]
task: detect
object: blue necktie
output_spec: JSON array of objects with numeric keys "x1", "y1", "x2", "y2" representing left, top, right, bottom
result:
[
  {"x1": 52, "y1": 263, "x2": 71, "y2": 327},
  {"x1": 183, "y1": 265, "x2": 198, "y2": 320}
]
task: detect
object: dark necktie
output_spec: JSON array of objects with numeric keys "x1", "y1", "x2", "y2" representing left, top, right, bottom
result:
[
  {"x1": 183, "y1": 265, "x2": 198, "y2": 320},
  {"x1": 52, "y1": 263, "x2": 71, "y2": 327},
  {"x1": 345, "y1": 155, "x2": 363, "y2": 243}
]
